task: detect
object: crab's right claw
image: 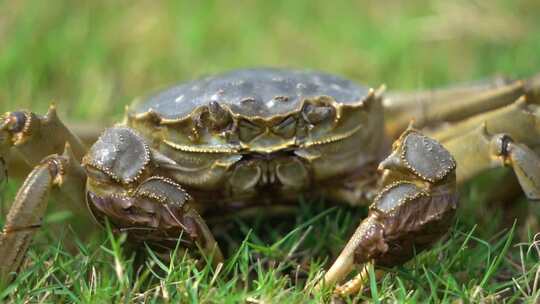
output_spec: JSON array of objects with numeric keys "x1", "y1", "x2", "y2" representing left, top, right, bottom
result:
[
  {"x1": 317, "y1": 129, "x2": 458, "y2": 296},
  {"x1": 86, "y1": 178, "x2": 224, "y2": 266},
  {"x1": 83, "y1": 127, "x2": 223, "y2": 266}
]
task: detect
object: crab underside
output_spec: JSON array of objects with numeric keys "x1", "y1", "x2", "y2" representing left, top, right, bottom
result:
[{"x1": 1, "y1": 68, "x2": 540, "y2": 296}]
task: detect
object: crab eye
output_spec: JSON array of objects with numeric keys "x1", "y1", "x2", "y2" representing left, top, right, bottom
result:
[
  {"x1": 238, "y1": 119, "x2": 264, "y2": 142},
  {"x1": 207, "y1": 101, "x2": 232, "y2": 131},
  {"x1": 302, "y1": 104, "x2": 335, "y2": 125},
  {"x1": 271, "y1": 116, "x2": 297, "y2": 138}
]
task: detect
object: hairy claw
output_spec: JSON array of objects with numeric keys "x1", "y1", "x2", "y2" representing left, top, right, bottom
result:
[
  {"x1": 85, "y1": 170, "x2": 223, "y2": 265},
  {"x1": 82, "y1": 127, "x2": 225, "y2": 265},
  {"x1": 318, "y1": 130, "x2": 458, "y2": 296}
]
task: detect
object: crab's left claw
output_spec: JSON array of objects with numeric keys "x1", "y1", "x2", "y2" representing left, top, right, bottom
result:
[{"x1": 317, "y1": 129, "x2": 458, "y2": 296}]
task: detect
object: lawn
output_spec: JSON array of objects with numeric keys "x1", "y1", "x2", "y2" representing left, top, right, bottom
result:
[{"x1": 1, "y1": 0, "x2": 540, "y2": 302}]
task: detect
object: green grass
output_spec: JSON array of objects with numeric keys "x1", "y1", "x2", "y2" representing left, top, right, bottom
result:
[
  {"x1": 2, "y1": 201, "x2": 540, "y2": 303},
  {"x1": 1, "y1": 0, "x2": 540, "y2": 302}
]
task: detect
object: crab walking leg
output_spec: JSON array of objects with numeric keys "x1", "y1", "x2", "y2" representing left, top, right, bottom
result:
[
  {"x1": 386, "y1": 74, "x2": 512, "y2": 108},
  {"x1": 0, "y1": 106, "x2": 90, "y2": 221},
  {"x1": 432, "y1": 123, "x2": 540, "y2": 201},
  {"x1": 1, "y1": 106, "x2": 87, "y2": 166},
  {"x1": 384, "y1": 73, "x2": 540, "y2": 138},
  {"x1": 427, "y1": 96, "x2": 540, "y2": 146},
  {"x1": 0, "y1": 105, "x2": 87, "y2": 183},
  {"x1": 0, "y1": 144, "x2": 86, "y2": 283},
  {"x1": 0, "y1": 160, "x2": 54, "y2": 283},
  {"x1": 3, "y1": 121, "x2": 103, "y2": 180},
  {"x1": 424, "y1": 96, "x2": 540, "y2": 194},
  {"x1": 316, "y1": 129, "x2": 458, "y2": 295}
]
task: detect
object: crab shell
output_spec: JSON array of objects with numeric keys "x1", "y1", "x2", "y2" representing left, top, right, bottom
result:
[{"x1": 121, "y1": 68, "x2": 384, "y2": 203}]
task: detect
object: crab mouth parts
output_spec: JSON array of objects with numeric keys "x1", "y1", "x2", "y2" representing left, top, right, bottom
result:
[
  {"x1": 229, "y1": 150, "x2": 311, "y2": 191},
  {"x1": 239, "y1": 148, "x2": 297, "y2": 161}
]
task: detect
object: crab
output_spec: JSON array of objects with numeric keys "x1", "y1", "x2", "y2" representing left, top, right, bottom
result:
[{"x1": 1, "y1": 68, "x2": 540, "y2": 296}]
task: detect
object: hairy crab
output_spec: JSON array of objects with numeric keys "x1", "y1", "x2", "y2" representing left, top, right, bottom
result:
[{"x1": 1, "y1": 68, "x2": 539, "y2": 295}]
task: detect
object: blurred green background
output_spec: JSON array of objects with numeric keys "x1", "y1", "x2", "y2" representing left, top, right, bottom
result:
[{"x1": 2, "y1": 0, "x2": 539, "y2": 122}]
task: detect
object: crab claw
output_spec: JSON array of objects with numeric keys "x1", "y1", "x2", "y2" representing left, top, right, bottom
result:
[
  {"x1": 318, "y1": 129, "x2": 458, "y2": 295},
  {"x1": 83, "y1": 127, "x2": 223, "y2": 265},
  {"x1": 86, "y1": 176, "x2": 224, "y2": 265}
]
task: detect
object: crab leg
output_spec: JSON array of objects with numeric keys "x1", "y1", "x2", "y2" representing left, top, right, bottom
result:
[
  {"x1": 386, "y1": 74, "x2": 540, "y2": 202},
  {"x1": 1, "y1": 106, "x2": 88, "y2": 182},
  {"x1": 424, "y1": 96, "x2": 540, "y2": 200},
  {"x1": 384, "y1": 73, "x2": 540, "y2": 137},
  {"x1": 1, "y1": 106, "x2": 90, "y2": 212},
  {"x1": 0, "y1": 107, "x2": 89, "y2": 283},
  {"x1": 0, "y1": 105, "x2": 87, "y2": 166},
  {"x1": 0, "y1": 144, "x2": 86, "y2": 284}
]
